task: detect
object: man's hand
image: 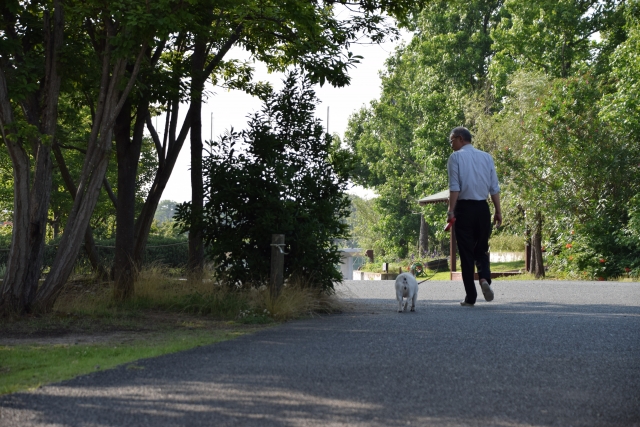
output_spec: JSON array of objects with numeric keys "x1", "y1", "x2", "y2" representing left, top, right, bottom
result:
[
  {"x1": 494, "y1": 212, "x2": 502, "y2": 227},
  {"x1": 447, "y1": 211, "x2": 455, "y2": 221}
]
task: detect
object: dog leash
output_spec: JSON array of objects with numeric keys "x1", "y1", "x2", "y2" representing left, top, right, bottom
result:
[{"x1": 417, "y1": 269, "x2": 439, "y2": 285}]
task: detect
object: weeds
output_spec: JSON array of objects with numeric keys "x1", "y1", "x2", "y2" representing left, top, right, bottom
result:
[
  {"x1": 237, "y1": 308, "x2": 272, "y2": 324},
  {"x1": 259, "y1": 285, "x2": 343, "y2": 322},
  {"x1": 52, "y1": 263, "x2": 341, "y2": 323}
]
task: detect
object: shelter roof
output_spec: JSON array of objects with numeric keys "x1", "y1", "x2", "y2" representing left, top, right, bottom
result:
[{"x1": 417, "y1": 190, "x2": 449, "y2": 206}]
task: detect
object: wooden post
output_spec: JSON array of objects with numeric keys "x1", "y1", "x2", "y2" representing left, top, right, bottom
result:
[
  {"x1": 270, "y1": 234, "x2": 285, "y2": 299},
  {"x1": 450, "y1": 225, "x2": 457, "y2": 279}
]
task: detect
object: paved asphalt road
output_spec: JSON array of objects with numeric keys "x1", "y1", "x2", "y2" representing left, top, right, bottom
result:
[{"x1": 1, "y1": 280, "x2": 639, "y2": 427}]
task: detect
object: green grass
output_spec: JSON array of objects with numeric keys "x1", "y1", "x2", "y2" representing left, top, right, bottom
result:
[
  {"x1": 410, "y1": 260, "x2": 526, "y2": 281},
  {"x1": 0, "y1": 328, "x2": 252, "y2": 395},
  {"x1": 361, "y1": 259, "x2": 526, "y2": 275},
  {"x1": 491, "y1": 260, "x2": 525, "y2": 272},
  {"x1": 419, "y1": 271, "x2": 450, "y2": 281},
  {"x1": 359, "y1": 261, "x2": 406, "y2": 273}
]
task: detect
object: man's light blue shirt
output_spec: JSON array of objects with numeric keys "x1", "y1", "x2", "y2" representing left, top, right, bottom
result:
[{"x1": 447, "y1": 145, "x2": 500, "y2": 200}]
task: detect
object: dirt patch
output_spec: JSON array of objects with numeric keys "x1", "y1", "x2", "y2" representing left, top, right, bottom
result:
[
  {"x1": 0, "y1": 331, "x2": 150, "y2": 346},
  {"x1": 0, "y1": 311, "x2": 266, "y2": 347}
]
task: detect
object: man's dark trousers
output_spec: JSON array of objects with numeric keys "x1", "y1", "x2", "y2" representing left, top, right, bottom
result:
[{"x1": 454, "y1": 199, "x2": 492, "y2": 304}]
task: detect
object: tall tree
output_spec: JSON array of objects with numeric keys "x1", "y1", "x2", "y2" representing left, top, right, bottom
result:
[
  {"x1": 480, "y1": 0, "x2": 627, "y2": 276},
  {"x1": 33, "y1": 0, "x2": 180, "y2": 312},
  {"x1": 0, "y1": 0, "x2": 64, "y2": 314}
]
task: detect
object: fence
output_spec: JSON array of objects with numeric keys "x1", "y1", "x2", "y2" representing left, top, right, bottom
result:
[{"x1": 0, "y1": 237, "x2": 190, "y2": 270}]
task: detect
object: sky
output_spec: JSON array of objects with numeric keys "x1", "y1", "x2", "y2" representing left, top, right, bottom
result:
[{"x1": 158, "y1": 31, "x2": 411, "y2": 203}]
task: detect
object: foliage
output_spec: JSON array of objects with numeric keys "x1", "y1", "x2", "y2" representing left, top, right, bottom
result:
[
  {"x1": 345, "y1": 196, "x2": 381, "y2": 253},
  {"x1": 473, "y1": 66, "x2": 640, "y2": 278},
  {"x1": 490, "y1": 0, "x2": 621, "y2": 80},
  {"x1": 175, "y1": 72, "x2": 352, "y2": 291},
  {"x1": 154, "y1": 200, "x2": 178, "y2": 224},
  {"x1": 149, "y1": 219, "x2": 184, "y2": 239},
  {"x1": 0, "y1": 225, "x2": 11, "y2": 247},
  {"x1": 345, "y1": 0, "x2": 503, "y2": 257}
]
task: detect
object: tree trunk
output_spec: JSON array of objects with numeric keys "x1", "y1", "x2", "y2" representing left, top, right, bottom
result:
[
  {"x1": 0, "y1": 75, "x2": 33, "y2": 313},
  {"x1": 113, "y1": 98, "x2": 145, "y2": 300},
  {"x1": 52, "y1": 142, "x2": 108, "y2": 279},
  {"x1": 419, "y1": 214, "x2": 429, "y2": 257},
  {"x1": 23, "y1": 134, "x2": 54, "y2": 305},
  {"x1": 36, "y1": 126, "x2": 115, "y2": 311},
  {"x1": 188, "y1": 39, "x2": 207, "y2": 280},
  {"x1": 529, "y1": 240, "x2": 537, "y2": 274},
  {"x1": 35, "y1": 41, "x2": 147, "y2": 312},
  {"x1": 531, "y1": 210, "x2": 545, "y2": 279},
  {"x1": 0, "y1": 4, "x2": 63, "y2": 315}
]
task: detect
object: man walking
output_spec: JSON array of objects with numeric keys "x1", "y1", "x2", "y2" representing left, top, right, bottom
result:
[{"x1": 447, "y1": 126, "x2": 502, "y2": 306}]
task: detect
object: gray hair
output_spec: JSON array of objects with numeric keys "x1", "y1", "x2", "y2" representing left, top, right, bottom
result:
[{"x1": 450, "y1": 126, "x2": 472, "y2": 143}]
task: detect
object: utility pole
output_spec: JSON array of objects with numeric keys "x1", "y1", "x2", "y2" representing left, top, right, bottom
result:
[{"x1": 210, "y1": 112, "x2": 213, "y2": 141}]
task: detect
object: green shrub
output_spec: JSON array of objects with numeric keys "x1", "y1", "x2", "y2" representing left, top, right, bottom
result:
[
  {"x1": 489, "y1": 233, "x2": 524, "y2": 252},
  {"x1": 546, "y1": 220, "x2": 640, "y2": 280}
]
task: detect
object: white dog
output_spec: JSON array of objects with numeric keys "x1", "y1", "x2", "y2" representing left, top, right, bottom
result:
[{"x1": 395, "y1": 272, "x2": 418, "y2": 312}]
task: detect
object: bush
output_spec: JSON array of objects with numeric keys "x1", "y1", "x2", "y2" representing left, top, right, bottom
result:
[
  {"x1": 546, "y1": 216, "x2": 640, "y2": 280},
  {"x1": 176, "y1": 72, "x2": 351, "y2": 292}
]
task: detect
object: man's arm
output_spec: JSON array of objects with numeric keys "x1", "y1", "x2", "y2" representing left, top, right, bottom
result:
[
  {"x1": 491, "y1": 193, "x2": 502, "y2": 227},
  {"x1": 447, "y1": 153, "x2": 459, "y2": 222},
  {"x1": 448, "y1": 191, "x2": 459, "y2": 221}
]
